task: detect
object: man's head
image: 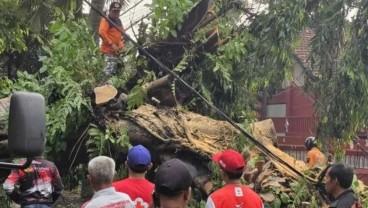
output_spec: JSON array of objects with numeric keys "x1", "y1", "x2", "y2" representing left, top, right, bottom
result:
[
  {"x1": 212, "y1": 149, "x2": 245, "y2": 180},
  {"x1": 154, "y1": 158, "x2": 192, "y2": 207},
  {"x1": 126, "y1": 144, "x2": 152, "y2": 173},
  {"x1": 109, "y1": 2, "x2": 121, "y2": 18},
  {"x1": 88, "y1": 156, "x2": 115, "y2": 189},
  {"x1": 305, "y1": 136, "x2": 317, "y2": 151},
  {"x1": 325, "y1": 163, "x2": 354, "y2": 197}
]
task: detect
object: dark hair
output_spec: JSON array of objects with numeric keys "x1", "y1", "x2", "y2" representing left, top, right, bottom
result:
[
  {"x1": 224, "y1": 169, "x2": 243, "y2": 180},
  {"x1": 328, "y1": 163, "x2": 354, "y2": 189},
  {"x1": 128, "y1": 164, "x2": 149, "y2": 173}
]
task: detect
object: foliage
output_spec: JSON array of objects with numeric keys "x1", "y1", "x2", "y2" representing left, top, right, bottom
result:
[
  {"x1": 41, "y1": 9, "x2": 104, "y2": 86},
  {"x1": 0, "y1": 187, "x2": 12, "y2": 208},
  {"x1": 208, "y1": 161, "x2": 225, "y2": 193},
  {"x1": 308, "y1": 0, "x2": 368, "y2": 148},
  {"x1": 63, "y1": 164, "x2": 87, "y2": 190},
  {"x1": 0, "y1": 76, "x2": 12, "y2": 98},
  {"x1": 126, "y1": 70, "x2": 156, "y2": 109},
  {"x1": 287, "y1": 178, "x2": 320, "y2": 208},
  {"x1": 147, "y1": 0, "x2": 196, "y2": 39},
  {"x1": 127, "y1": 84, "x2": 147, "y2": 110},
  {"x1": 186, "y1": 0, "x2": 308, "y2": 120},
  {"x1": 115, "y1": 163, "x2": 129, "y2": 180},
  {"x1": 17, "y1": 0, "x2": 80, "y2": 35},
  {"x1": 0, "y1": 10, "x2": 103, "y2": 160},
  {"x1": 86, "y1": 124, "x2": 131, "y2": 158},
  {"x1": 351, "y1": 175, "x2": 368, "y2": 207},
  {"x1": 0, "y1": 0, "x2": 28, "y2": 53}
]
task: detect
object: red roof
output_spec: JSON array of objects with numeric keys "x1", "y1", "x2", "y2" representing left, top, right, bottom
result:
[{"x1": 294, "y1": 28, "x2": 315, "y2": 68}]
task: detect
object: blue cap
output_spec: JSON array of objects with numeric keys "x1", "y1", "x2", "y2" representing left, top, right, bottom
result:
[{"x1": 127, "y1": 145, "x2": 151, "y2": 167}]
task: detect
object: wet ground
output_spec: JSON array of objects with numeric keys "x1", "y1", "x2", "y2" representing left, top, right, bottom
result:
[{"x1": 54, "y1": 188, "x2": 84, "y2": 208}]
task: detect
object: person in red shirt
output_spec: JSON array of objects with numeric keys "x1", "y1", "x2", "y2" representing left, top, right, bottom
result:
[
  {"x1": 98, "y1": 1, "x2": 125, "y2": 76},
  {"x1": 206, "y1": 149, "x2": 264, "y2": 208},
  {"x1": 113, "y1": 145, "x2": 154, "y2": 208}
]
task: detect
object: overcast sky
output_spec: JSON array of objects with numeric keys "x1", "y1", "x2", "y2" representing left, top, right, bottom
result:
[
  {"x1": 83, "y1": 0, "x2": 152, "y2": 38},
  {"x1": 82, "y1": 0, "x2": 359, "y2": 40}
]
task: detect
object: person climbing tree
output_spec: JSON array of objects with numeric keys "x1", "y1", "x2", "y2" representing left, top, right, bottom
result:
[{"x1": 99, "y1": 1, "x2": 125, "y2": 76}]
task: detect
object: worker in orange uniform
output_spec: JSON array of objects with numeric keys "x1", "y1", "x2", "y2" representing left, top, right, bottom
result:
[
  {"x1": 305, "y1": 136, "x2": 327, "y2": 168},
  {"x1": 99, "y1": 1, "x2": 125, "y2": 76}
]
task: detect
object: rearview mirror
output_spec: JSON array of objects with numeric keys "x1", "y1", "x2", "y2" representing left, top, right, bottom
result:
[
  {"x1": 0, "y1": 92, "x2": 46, "y2": 169},
  {"x1": 8, "y1": 92, "x2": 46, "y2": 157}
]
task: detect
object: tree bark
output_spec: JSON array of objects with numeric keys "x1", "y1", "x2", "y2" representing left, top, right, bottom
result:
[
  {"x1": 75, "y1": 0, "x2": 84, "y2": 18},
  {"x1": 89, "y1": 0, "x2": 106, "y2": 45}
]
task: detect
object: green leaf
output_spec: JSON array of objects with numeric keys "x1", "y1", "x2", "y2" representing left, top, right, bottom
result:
[
  {"x1": 127, "y1": 85, "x2": 147, "y2": 110},
  {"x1": 270, "y1": 197, "x2": 281, "y2": 208},
  {"x1": 170, "y1": 30, "x2": 177, "y2": 38},
  {"x1": 280, "y1": 192, "x2": 291, "y2": 203}
]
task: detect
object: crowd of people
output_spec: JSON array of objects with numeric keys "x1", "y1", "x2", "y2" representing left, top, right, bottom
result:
[
  {"x1": 2, "y1": 140, "x2": 362, "y2": 208},
  {"x1": 0, "y1": 2, "x2": 362, "y2": 207}
]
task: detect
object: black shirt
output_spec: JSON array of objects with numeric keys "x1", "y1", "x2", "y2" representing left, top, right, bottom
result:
[{"x1": 329, "y1": 189, "x2": 358, "y2": 208}]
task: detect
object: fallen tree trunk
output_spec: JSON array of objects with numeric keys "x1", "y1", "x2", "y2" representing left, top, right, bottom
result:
[
  {"x1": 106, "y1": 104, "x2": 239, "y2": 194},
  {"x1": 250, "y1": 119, "x2": 308, "y2": 179},
  {"x1": 103, "y1": 104, "x2": 313, "y2": 197}
]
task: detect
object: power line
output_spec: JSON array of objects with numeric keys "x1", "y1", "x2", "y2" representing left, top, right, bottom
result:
[
  {"x1": 120, "y1": 0, "x2": 145, "y2": 16},
  {"x1": 84, "y1": 0, "x2": 317, "y2": 183}
]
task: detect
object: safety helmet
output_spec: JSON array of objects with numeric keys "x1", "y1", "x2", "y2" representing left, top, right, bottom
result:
[{"x1": 305, "y1": 136, "x2": 316, "y2": 151}]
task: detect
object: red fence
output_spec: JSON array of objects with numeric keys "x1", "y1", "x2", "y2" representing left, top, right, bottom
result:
[
  {"x1": 269, "y1": 116, "x2": 368, "y2": 184},
  {"x1": 270, "y1": 116, "x2": 319, "y2": 140}
]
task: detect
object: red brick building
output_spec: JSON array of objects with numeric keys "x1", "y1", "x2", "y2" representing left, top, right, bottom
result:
[{"x1": 265, "y1": 28, "x2": 368, "y2": 184}]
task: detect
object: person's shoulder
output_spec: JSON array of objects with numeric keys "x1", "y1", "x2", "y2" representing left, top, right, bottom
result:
[
  {"x1": 142, "y1": 178, "x2": 154, "y2": 186},
  {"x1": 40, "y1": 159, "x2": 58, "y2": 167},
  {"x1": 243, "y1": 185, "x2": 260, "y2": 193},
  {"x1": 100, "y1": 17, "x2": 108, "y2": 24},
  {"x1": 244, "y1": 186, "x2": 262, "y2": 198},
  {"x1": 311, "y1": 147, "x2": 323, "y2": 153},
  {"x1": 209, "y1": 186, "x2": 228, "y2": 197},
  {"x1": 308, "y1": 148, "x2": 320, "y2": 156},
  {"x1": 115, "y1": 191, "x2": 131, "y2": 199},
  {"x1": 80, "y1": 199, "x2": 92, "y2": 208},
  {"x1": 336, "y1": 190, "x2": 358, "y2": 207},
  {"x1": 113, "y1": 178, "x2": 129, "y2": 187}
]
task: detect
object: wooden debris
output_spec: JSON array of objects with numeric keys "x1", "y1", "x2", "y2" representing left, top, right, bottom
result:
[
  {"x1": 93, "y1": 84, "x2": 118, "y2": 105},
  {"x1": 250, "y1": 119, "x2": 309, "y2": 179}
]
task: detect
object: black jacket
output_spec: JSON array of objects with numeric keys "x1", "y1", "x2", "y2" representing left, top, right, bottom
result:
[{"x1": 329, "y1": 189, "x2": 358, "y2": 208}]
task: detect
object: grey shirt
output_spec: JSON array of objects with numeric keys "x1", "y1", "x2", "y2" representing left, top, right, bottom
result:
[{"x1": 81, "y1": 187, "x2": 133, "y2": 208}]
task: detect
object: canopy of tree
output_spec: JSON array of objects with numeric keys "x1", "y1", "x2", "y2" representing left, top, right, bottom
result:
[{"x1": 1, "y1": 0, "x2": 368, "y2": 206}]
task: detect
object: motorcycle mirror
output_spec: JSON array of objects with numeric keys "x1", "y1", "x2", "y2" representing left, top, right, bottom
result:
[
  {"x1": 0, "y1": 92, "x2": 46, "y2": 169},
  {"x1": 8, "y1": 92, "x2": 46, "y2": 157}
]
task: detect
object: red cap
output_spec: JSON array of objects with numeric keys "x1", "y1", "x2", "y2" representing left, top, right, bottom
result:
[{"x1": 212, "y1": 149, "x2": 245, "y2": 173}]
